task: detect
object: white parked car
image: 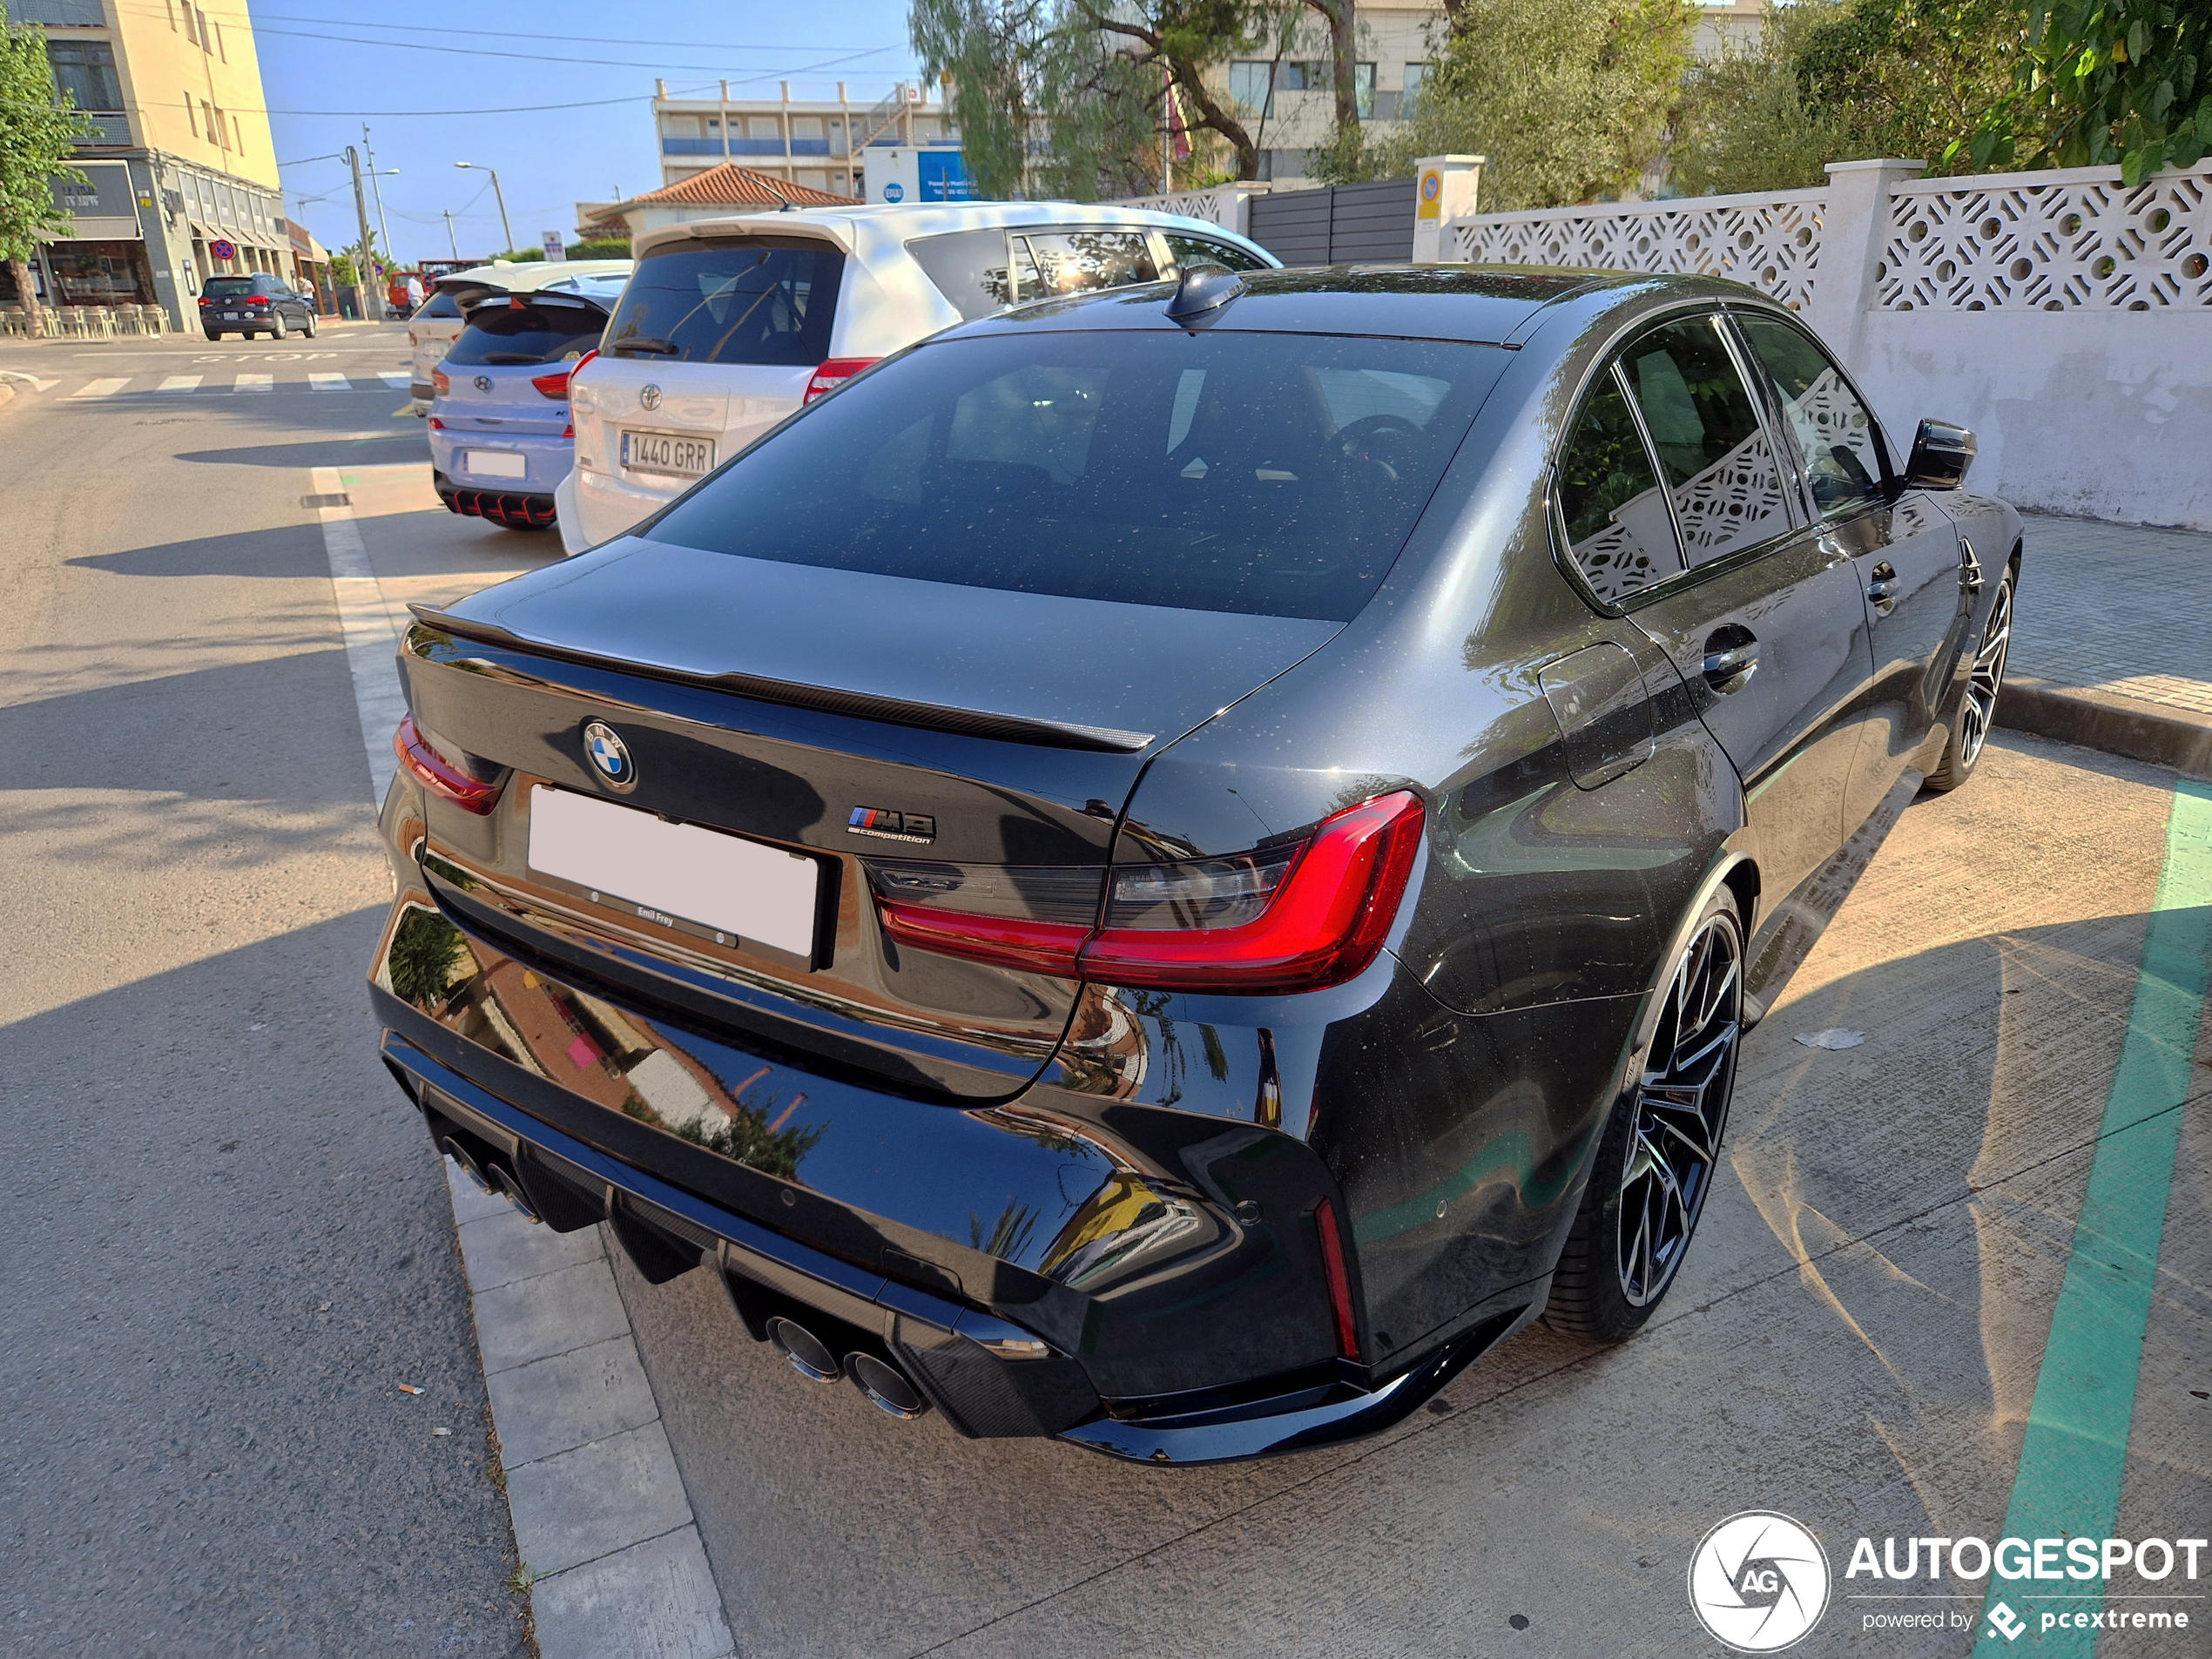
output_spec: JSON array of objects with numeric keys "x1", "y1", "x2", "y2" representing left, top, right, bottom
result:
[
  {"x1": 556, "y1": 202, "x2": 1278, "y2": 553},
  {"x1": 408, "y1": 259, "x2": 633, "y2": 414}
]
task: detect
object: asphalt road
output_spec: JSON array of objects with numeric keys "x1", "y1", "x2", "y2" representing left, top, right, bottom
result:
[
  {"x1": 3, "y1": 323, "x2": 2204, "y2": 1659},
  {"x1": 0, "y1": 325, "x2": 543, "y2": 1657}
]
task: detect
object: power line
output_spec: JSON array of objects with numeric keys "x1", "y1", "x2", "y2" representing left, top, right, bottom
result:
[
  {"x1": 239, "y1": 24, "x2": 904, "y2": 79},
  {"x1": 116, "y1": 2, "x2": 899, "y2": 54}
]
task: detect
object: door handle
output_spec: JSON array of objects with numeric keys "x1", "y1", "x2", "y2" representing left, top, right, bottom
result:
[
  {"x1": 1702, "y1": 639, "x2": 1760, "y2": 692},
  {"x1": 1867, "y1": 559, "x2": 1899, "y2": 614}
]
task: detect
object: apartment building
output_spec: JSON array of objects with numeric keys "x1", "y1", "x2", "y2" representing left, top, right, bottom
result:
[
  {"x1": 7, "y1": 0, "x2": 289, "y2": 329},
  {"x1": 1215, "y1": 0, "x2": 1765, "y2": 188},
  {"x1": 650, "y1": 79, "x2": 964, "y2": 199}
]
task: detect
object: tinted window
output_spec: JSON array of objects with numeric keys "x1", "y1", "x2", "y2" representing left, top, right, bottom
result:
[
  {"x1": 648, "y1": 330, "x2": 1505, "y2": 621},
  {"x1": 1011, "y1": 231, "x2": 1157, "y2": 300},
  {"x1": 1557, "y1": 368, "x2": 1683, "y2": 604},
  {"x1": 446, "y1": 300, "x2": 607, "y2": 366},
  {"x1": 1619, "y1": 315, "x2": 1797, "y2": 564},
  {"x1": 203, "y1": 277, "x2": 258, "y2": 297},
  {"x1": 1163, "y1": 233, "x2": 1270, "y2": 273},
  {"x1": 907, "y1": 228, "x2": 1015, "y2": 320},
  {"x1": 416, "y1": 291, "x2": 463, "y2": 320},
  {"x1": 1736, "y1": 314, "x2": 1887, "y2": 521},
  {"x1": 603, "y1": 239, "x2": 841, "y2": 365}
]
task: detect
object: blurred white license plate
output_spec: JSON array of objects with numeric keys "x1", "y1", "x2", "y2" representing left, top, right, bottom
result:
[
  {"x1": 527, "y1": 786, "x2": 817, "y2": 958},
  {"x1": 461, "y1": 448, "x2": 529, "y2": 479},
  {"x1": 621, "y1": 428, "x2": 714, "y2": 478}
]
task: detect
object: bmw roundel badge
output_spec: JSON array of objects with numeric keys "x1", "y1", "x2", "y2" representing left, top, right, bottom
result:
[{"x1": 582, "y1": 720, "x2": 635, "y2": 790}]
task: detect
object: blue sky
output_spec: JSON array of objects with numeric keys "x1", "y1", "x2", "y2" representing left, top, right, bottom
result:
[{"x1": 250, "y1": 1, "x2": 920, "y2": 262}]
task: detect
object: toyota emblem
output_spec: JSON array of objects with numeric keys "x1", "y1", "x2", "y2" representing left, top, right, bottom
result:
[
  {"x1": 472, "y1": 374, "x2": 492, "y2": 392},
  {"x1": 639, "y1": 383, "x2": 663, "y2": 412}
]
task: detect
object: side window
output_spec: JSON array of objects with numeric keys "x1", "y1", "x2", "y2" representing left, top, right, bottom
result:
[
  {"x1": 1162, "y1": 233, "x2": 1270, "y2": 273},
  {"x1": 1555, "y1": 366, "x2": 1683, "y2": 604},
  {"x1": 1011, "y1": 231, "x2": 1158, "y2": 299},
  {"x1": 905, "y1": 228, "x2": 1015, "y2": 320},
  {"x1": 1734, "y1": 314, "x2": 1887, "y2": 521},
  {"x1": 1618, "y1": 314, "x2": 1797, "y2": 564}
]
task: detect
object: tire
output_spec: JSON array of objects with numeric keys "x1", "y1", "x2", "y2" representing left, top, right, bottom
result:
[
  {"x1": 268, "y1": 312, "x2": 287, "y2": 341},
  {"x1": 1546, "y1": 886, "x2": 1744, "y2": 1343},
  {"x1": 1924, "y1": 568, "x2": 2013, "y2": 792},
  {"x1": 203, "y1": 328, "x2": 221, "y2": 341},
  {"x1": 302, "y1": 311, "x2": 318, "y2": 338}
]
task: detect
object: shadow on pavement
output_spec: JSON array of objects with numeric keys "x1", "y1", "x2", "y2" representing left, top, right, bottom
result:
[
  {"x1": 174, "y1": 432, "x2": 426, "y2": 469},
  {"x1": 0, "y1": 910, "x2": 529, "y2": 1657},
  {"x1": 71, "y1": 522, "x2": 342, "y2": 581}
]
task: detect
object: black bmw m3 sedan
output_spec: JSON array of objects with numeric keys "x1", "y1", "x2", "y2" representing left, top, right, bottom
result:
[{"x1": 370, "y1": 262, "x2": 2019, "y2": 1464}]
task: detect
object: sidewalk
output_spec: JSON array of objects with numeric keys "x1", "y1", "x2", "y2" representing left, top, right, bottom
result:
[{"x1": 2003, "y1": 514, "x2": 2212, "y2": 779}]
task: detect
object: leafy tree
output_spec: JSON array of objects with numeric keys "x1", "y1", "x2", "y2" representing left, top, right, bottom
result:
[
  {"x1": 564, "y1": 235, "x2": 631, "y2": 259},
  {"x1": 1974, "y1": 1, "x2": 2209, "y2": 181},
  {"x1": 387, "y1": 910, "x2": 469, "y2": 1011},
  {"x1": 328, "y1": 250, "x2": 359, "y2": 287},
  {"x1": 911, "y1": 0, "x2": 1053, "y2": 198},
  {"x1": 1792, "y1": 0, "x2": 2025, "y2": 173},
  {"x1": 0, "y1": 2, "x2": 90, "y2": 337},
  {"x1": 1357, "y1": 0, "x2": 1694, "y2": 207},
  {"x1": 1673, "y1": 1, "x2": 1871, "y2": 194}
]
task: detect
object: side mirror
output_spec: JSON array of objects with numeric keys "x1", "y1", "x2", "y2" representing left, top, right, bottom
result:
[{"x1": 1901, "y1": 417, "x2": 1976, "y2": 490}]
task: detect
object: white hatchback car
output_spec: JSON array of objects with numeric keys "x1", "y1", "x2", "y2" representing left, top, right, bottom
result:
[
  {"x1": 556, "y1": 202, "x2": 1278, "y2": 553},
  {"x1": 408, "y1": 259, "x2": 634, "y2": 414}
]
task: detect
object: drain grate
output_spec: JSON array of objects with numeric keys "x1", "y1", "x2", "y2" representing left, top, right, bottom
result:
[{"x1": 300, "y1": 492, "x2": 352, "y2": 509}]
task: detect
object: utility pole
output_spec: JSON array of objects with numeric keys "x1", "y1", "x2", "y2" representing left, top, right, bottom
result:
[
  {"x1": 455, "y1": 163, "x2": 513, "y2": 256},
  {"x1": 345, "y1": 145, "x2": 377, "y2": 319},
  {"x1": 442, "y1": 208, "x2": 458, "y2": 260},
  {"x1": 362, "y1": 125, "x2": 395, "y2": 265}
]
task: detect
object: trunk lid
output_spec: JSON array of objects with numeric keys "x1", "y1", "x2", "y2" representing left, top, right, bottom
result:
[{"x1": 402, "y1": 542, "x2": 1339, "y2": 1101}]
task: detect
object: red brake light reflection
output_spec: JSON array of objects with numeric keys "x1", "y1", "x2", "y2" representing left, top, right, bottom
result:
[
  {"x1": 393, "y1": 714, "x2": 502, "y2": 814},
  {"x1": 534, "y1": 347, "x2": 595, "y2": 401}
]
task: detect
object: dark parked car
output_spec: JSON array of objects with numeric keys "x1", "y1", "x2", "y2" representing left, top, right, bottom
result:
[
  {"x1": 198, "y1": 272, "x2": 317, "y2": 341},
  {"x1": 370, "y1": 266, "x2": 2018, "y2": 1464}
]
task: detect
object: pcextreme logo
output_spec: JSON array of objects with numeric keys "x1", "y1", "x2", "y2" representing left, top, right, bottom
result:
[{"x1": 1689, "y1": 1512, "x2": 1832, "y2": 1652}]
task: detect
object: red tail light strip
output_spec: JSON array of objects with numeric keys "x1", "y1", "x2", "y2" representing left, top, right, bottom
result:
[
  {"x1": 1312, "y1": 1199, "x2": 1361, "y2": 1359},
  {"x1": 803, "y1": 356, "x2": 880, "y2": 403},
  {"x1": 533, "y1": 348, "x2": 596, "y2": 401},
  {"x1": 875, "y1": 791, "x2": 1426, "y2": 996},
  {"x1": 393, "y1": 714, "x2": 502, "y2": 814}
]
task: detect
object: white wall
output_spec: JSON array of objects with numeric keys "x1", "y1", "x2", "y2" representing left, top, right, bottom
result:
[{"x1": 1853, "y1": 312, "x2": 2212, "y2": 530}]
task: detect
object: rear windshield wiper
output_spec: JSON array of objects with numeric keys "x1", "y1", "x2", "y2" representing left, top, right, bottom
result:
[{"x1": 607, "y1": 336, "x2": 680, "y2": 356}]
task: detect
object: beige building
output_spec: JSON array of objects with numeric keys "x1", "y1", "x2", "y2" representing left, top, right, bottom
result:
[
  {"x1": 1216, "y1": 0, "x2": 1768, "y2": 189},
  {"x1": 7, "y1": 0, "x2": 292, "y2": 328}
]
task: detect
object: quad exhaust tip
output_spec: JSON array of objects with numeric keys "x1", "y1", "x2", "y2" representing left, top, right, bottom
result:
[{"x1": 765, "y1": 1317, "x2": 929, "y2": 1420}]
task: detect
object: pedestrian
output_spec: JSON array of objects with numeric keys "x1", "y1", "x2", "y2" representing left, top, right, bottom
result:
[{"x1": 405, "y1": 272, "x2": 425, "y2": 313}]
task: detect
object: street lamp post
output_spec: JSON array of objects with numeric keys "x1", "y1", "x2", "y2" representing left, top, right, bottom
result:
[{"x1": 455, "y1": 163, "x2": 513, "y2": 257}]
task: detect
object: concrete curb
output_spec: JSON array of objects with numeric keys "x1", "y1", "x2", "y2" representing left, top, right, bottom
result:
[
  {"x1": 1998, "y1": 675, "x2": 2212, "y2": 781},
  {"x1": 449, "y1": 1165, "x2": 738, "y2": 1659}
]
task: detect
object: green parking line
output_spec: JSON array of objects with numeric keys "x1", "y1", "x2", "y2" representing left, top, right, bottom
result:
[{"x1": 1973, "y1": 778, "x2": 2212, "y2": 1656}]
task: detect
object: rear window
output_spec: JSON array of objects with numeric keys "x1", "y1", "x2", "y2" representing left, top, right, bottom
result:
[
  {"x1": 645, "y1": 330, "x2": 1506, "y2": 621},
  {"x1": 445, "y1": 300, "x2": 607, "y2": 366},
  {"x1": 602, "y1": 238, "x2": 841, "y2": 366},
  {"x1": 415, "y1": 291, "x2": 463, "y2": 320},
  {"x1": 203, "y1": 277, "x2": 259, "y2": 297}
]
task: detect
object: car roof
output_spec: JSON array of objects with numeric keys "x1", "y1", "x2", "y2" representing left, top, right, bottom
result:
[
  {"x1": 630, "y1": 202, "x2": 1276, "y2": 264},
  {"x1": 430, "y1": 259, "x2": 634, "y2": 295},
  {"x1": 931, "y1": 264, "x2": 1635, "y2": 347}
]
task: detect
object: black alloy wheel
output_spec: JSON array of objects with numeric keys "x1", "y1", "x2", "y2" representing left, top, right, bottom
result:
[
  {"x1": 1547, "y1": 887, "x2": 1743, "y2": 1341},
  {"x1": 1925, "y1": 570, "x2": 2013, "y2": 791}
]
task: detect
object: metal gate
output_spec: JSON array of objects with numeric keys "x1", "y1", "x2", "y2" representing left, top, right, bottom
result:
[{"x1": 1245, "y1": 179, "x2": 1417, "y2": 266}]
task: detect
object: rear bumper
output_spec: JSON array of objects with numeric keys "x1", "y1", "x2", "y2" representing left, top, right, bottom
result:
[
  {"x1": 369, "y1": 880, "x2": 1537, "y2": 1462},
  {"x1": 432, "y1": 470, "x2": 558, "y2": 529}
]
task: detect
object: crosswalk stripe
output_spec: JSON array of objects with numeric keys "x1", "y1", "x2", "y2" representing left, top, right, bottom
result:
[
  {"x1": 155, "y1": 374, "x2": 203, "y2": 393},
  {"x1": 308, "y1": 372, "x2": 351, "y2": 392},
  {"x1": 234, "y1": 374, "x2": 273, "y2": 392},
  {"x1": 379, "y1": 371, "x2": 410, "y2": 389},
  {"x1": 71, "y1": 377, "x2": 129, "y2": 398}
]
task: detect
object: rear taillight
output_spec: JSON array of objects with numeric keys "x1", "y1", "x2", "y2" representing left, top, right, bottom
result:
[
  {"x1": 433, "y1": 368, "x2": 449, "y2": 395},
  {"x1": 533, "y1": 348, "x2": 595, "y2": 400},
  {"x1": 873, "y1": 791, "x2": 1424, "y2": 995},
  {"x1": 197, "y1": 296, "x2": 212, "y2": 307},
  {"x1": 803, "y1": 356, "x2": 880, "y2": 402},
  {"x1": 393, "y1": 714, "x2": 502, "y2": 814},
  {"x1": 427, "y1": 416, "x2": 444, "y2": 430},
  {"x1": 561, "y1": 422, "x2": 575, "y2": 438}
]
